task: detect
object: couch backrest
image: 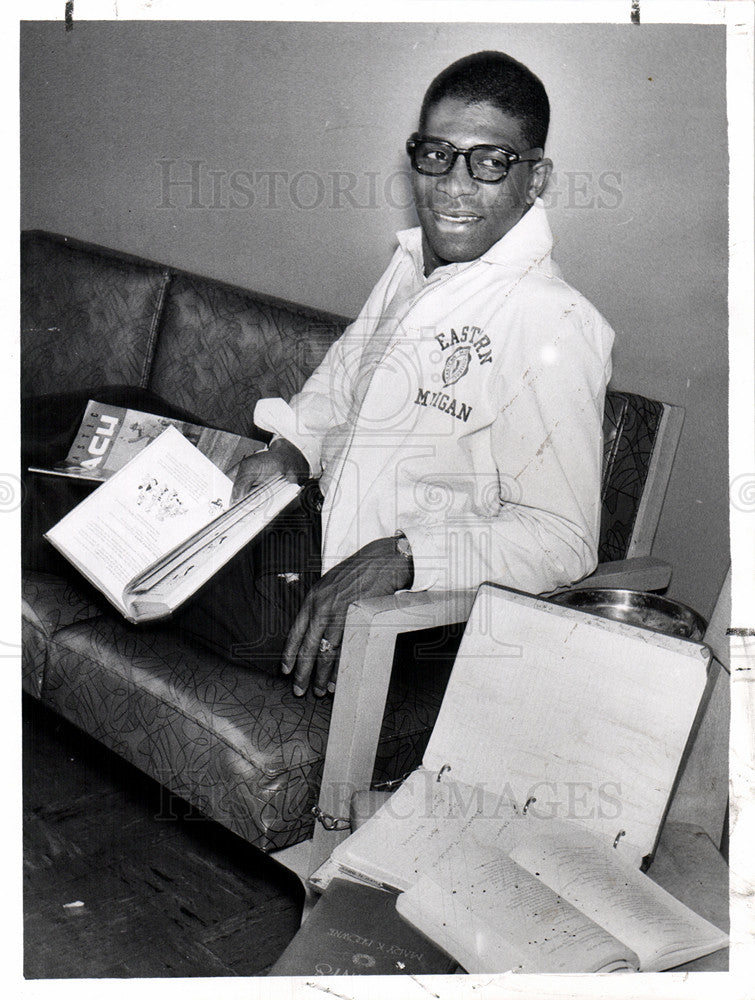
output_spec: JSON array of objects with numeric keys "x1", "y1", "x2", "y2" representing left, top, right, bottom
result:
[
  {"x1": 599, "y1": 391, "x2": 665, "y2": 563},
  {"x1": 21, "y1": 232, "x2": 171, "y2": 396},
  {"x1": 146, "y1": 272, "x2": 344, "y2": 436},
  {"x1": 21, "y1": 230, "x2": 674, "y2": 562},
  {"x1": 20, "y1": 231, "x2": 348, "y2": 435}
]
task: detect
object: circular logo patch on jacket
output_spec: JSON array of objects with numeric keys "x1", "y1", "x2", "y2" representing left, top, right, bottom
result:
[{"x1": 442, "y1": 346, "x2": 472, "y2": 387}]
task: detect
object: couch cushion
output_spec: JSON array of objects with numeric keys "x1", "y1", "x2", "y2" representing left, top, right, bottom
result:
[
  {"x1": 147, "y1": 274, "x2": 347, "y2": 434},
  {"x1": 21, "y1": 571, "x2": 104, "y2": 698},
  {"x1": 21, "y1": 232, "x2": 170, "y2": 396},
  {"x1": 32, "y1": 607, "x2": 452, "y2": 851}
]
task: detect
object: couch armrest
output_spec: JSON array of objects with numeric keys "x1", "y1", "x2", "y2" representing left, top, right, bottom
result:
[
  {"x1": 309, "y1": 588, "x2": 476, "y2": 873},
  {"x1": 568, "y1": 556, "x2": 672, "y2": 593}
]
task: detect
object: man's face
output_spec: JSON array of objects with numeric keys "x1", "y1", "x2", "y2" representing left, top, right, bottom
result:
[{"x1": 411, "y1": 97, "x2": 549, "y2": 274}]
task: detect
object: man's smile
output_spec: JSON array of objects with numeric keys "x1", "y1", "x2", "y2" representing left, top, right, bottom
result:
[{"x1": 431, "y1": 209, "x2": 483, "y2": 225}]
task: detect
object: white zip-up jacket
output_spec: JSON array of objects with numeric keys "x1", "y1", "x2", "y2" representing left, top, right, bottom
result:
[{"x1": 255, "y1": 200, "x2": 614, "y2": 594}]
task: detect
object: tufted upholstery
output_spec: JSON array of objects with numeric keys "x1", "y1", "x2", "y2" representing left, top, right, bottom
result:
[{"x1": 21, "y1": 230, "x2": 674, "y2": 850}]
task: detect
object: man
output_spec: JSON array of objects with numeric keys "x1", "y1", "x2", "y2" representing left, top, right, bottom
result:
[
  {"x1": 23, "y1": 51, "x2": 613, "y2": 701},
  {"x1": 209, "y1": 50, "x2": 614, "y2": 698}
]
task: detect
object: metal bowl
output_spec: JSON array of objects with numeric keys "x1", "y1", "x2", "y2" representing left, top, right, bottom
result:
[{"x1": 550, "y1": 589, "x2": 707, "y2": 641}]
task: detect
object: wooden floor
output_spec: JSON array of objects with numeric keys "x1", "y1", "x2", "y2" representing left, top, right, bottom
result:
[{"x1": 22, "y1": 696, "x2": 305, "y2": 978}]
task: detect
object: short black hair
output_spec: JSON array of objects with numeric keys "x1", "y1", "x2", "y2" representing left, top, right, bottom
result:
[{"x1": 419, "y1": 51, "x2": 550, "y2": 150}]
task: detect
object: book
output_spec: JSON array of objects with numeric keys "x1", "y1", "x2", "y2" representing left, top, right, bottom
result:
[
  {"x1": 268, "y1": 878, "x2": 458, "y2": 977},
  {"x1": 28, "y1": 398, "x2": 265, "y2": 483},
  {"x1": 324, "y1": 585, "x2": 719, "y2": 971},
  {"x1": 330, "y1": 586, "x2": 712, "y2": 892},
  {"x1": 44, "y1": 425, "x2": 301, "y2": 623},
  {"x1": 307, "y1": 855, "x2": 367, "y2": 895},
  {"x1": 395, "y1": 820, "x2": 728, "y2": 973}
]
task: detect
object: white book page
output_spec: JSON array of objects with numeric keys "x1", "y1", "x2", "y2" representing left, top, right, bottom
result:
[
  {"x1": 129, "y1": 477, "x2": 300, "y2": 613},
  {"x1": 396, "y1": 840, "x2": 636, "y2": 974},
  {"x1": 397, "y1": 874, "x2": 529, "y2": 975},
  {"x1": 46, "y1": 426, "x2": 232, "y2": 608},
  {"x1": 422, "y1": 585, "x2": 709, "y2": 864},
  {"x1": 508, "y1": 819, "x2": 728, "y2": 971},
  {"x1": 332, "y1": 769, "x2": 521, "y2": 892}
]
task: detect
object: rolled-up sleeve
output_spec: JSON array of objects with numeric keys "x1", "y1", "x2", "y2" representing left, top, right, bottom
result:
[{"x1": 254, "y1": 329, "x2": 355, "y2": 476}]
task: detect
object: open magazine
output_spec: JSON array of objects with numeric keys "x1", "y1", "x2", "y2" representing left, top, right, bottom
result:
[
  {"x1": 45, "y1": 425, "x2": 301, "y2": 623},
  {"x1": 28, "y1": 398, "x2": 265, "y2": 482}
]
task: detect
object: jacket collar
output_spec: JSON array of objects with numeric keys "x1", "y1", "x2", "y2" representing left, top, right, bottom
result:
[{"x1": 397, "y1": 198, "x2": 555, "y2": 277}]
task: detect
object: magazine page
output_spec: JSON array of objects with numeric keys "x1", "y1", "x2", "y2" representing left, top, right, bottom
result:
[{"x1": 35, "y1": 399, "x2": 263, "y2": 481}]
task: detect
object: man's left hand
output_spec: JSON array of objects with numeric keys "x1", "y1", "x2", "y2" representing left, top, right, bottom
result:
[{"x1": 282, "y1": 535, "x2": 414, "y2": 697}]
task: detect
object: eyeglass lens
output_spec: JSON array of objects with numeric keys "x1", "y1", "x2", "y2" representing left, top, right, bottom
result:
[{"x1": 412, "y1": 140, "x2": 513, "y2": 182}]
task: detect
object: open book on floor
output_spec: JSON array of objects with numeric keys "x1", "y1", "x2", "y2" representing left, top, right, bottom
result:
[
  {"x1": 395, "y1": 820, "x2": 728, "y2": 974},
  {"x1": 325, "y1": 585, "x2": 723, "y2": 973},
  {"x1": 45, "y1": 425, "x2": 300, "y2": 623},
  {"x1": 28, "y1": 398, "x2": 265, "y2": 482}
]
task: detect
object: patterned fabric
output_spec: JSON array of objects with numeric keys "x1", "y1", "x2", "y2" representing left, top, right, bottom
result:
[
  {"x1": 21, "y1": 232, "x2": 169, "y2": 396},
  {"x1": 21, "y1": 572, "x2": 103, "y2": 699},
  {"x1": 147, "y1": 274, "x2": 347, "y2": 435},
  {"x1": 373, "y1": 626, "x2": 460, "y2": 784},
  {"x1": 29, "y1": 607, "x2": 451, "y2": 850},
  {"x1": 22, "y1": 609, "x2": 48, "y2": 700},
  {"x1": 600, "y1": 391, "x2": 664, "y2": 562}
]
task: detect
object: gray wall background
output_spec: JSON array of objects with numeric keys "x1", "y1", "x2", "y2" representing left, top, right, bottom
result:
[{"x1": 20, "y1": 20, "x2": 729, "y2": 618}]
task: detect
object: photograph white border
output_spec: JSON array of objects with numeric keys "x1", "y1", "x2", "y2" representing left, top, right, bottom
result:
[{"x1": 3, "y1": 3, "x2": 752, "y2": 998}]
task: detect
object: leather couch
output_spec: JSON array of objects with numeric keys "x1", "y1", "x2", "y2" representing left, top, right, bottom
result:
[{"x1": 21, "y1": 230, "x2": 674, "y2": 852}]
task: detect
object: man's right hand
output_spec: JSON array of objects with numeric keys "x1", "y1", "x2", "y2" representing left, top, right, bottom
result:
[{"x1": 231, "y1": 437, "x2": 310, "y2": 502}]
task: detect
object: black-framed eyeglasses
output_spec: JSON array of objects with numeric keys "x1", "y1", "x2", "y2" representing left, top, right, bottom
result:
[{"x1": 406, "y1": 133, "x2": 543, "y2": 184}]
